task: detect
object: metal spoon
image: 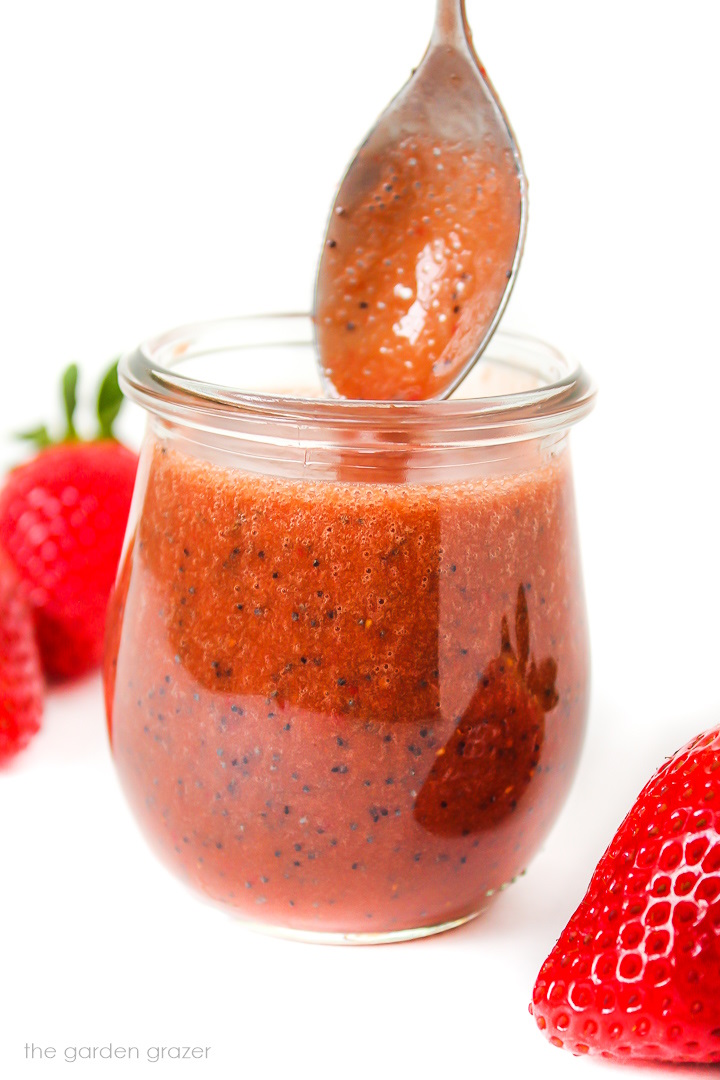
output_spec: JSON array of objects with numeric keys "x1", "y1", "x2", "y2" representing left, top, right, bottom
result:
[{"x1": 314, "y1": 0, "x2": 527, "y2": 401}]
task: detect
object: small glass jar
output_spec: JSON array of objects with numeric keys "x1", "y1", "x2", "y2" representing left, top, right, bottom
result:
[{"x1": 104, "y1": 314, "x2": 595, "y2": 943}]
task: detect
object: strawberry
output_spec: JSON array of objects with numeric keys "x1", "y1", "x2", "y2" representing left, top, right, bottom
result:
[
  {"x1": 531, "y1": 726, "x2": 720, "y2": 1063},
  {"x1": 413, "y1": 585, "x2": 558, "y2": 835},
  {"x1": 0, "y1": 546, "x2": 43, "y2": 761},
  {"x1": 0, "y1": 362, "x2": 138, "y2": 680}
]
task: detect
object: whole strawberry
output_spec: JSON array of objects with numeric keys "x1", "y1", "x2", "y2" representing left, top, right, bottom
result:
[
  {"x1": 531, "y1": 726, "x2": 720, "y2": 1063},
  {"x1": 0, "y1": 546, "x2": 43, "y2": 761},
  {"x1": 0, "y1": 363, "x2": 138, "y2": 680}
]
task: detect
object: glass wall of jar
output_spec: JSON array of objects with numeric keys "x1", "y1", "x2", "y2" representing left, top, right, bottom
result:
[{"x1": 104, "y1": 315, "x2": 595, "y2": 943}]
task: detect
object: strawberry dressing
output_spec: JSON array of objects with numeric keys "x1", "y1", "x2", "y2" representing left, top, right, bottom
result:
[
  {"x1": 105, "y1": 435, "x2": 589, "y2": 937},
  {"x1": 315, "y1": 138, "x2": 521, "y2": 400}
]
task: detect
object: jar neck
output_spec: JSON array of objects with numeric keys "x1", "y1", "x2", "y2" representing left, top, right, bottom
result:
[
  {"x1": 150, "y1": 415, "x2": 570, "y2": 486},
  {"x1": 119, "y1": 317, "x2": 596, "y2": 470}
]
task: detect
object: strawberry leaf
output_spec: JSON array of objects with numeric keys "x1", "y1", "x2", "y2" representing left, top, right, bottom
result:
[
  {"x1": 62, "y1": 364, "x2": 79, "y2": 440},
  {"x1": 97, "y1": 360, "x2": 124, "y2": 439},
  {"x1": 17, "y1": 425, "x2": 52, "y2": 450},
  {"x1": 515, "y1": 583, "x2": 529, "y2": 673}
]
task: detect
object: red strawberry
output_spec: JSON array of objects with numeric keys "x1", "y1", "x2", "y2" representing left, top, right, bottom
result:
[
  {"x1": 531, "y1": 726, "x2": 720, "y2": 1063},
  {"x1": 0, "y1": 362, "x2": 138, "y2": 680},
  {"x1": 414, "y1": 585, "x2": 557, "y2": 835},
  {"x1": 0, "y1": 546, "x2": 43, "y2": 761}
]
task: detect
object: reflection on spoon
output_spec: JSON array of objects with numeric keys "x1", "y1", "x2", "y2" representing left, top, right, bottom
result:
[{"x1": 314, "y1": 0, "x2": 527, "y2": 401}]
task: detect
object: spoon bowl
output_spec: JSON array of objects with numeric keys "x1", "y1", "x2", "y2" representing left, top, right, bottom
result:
[{"x1": 314, "y1": 0, "x2": 527, "y2": 401}]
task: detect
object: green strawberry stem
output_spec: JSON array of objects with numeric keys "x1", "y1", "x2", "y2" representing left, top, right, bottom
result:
[
  {"x1": 96, "y1": 360, "x2": 124, "y2": 440},
  {"x1": 62, "y1": 364, "x2": 79, "y2": 440},
  {"x1": 17, "y1": 359, "x2": 125, "y2": 449},
  {"x1": 18, "y1": 426, "x2": 52, "y2": 449}
]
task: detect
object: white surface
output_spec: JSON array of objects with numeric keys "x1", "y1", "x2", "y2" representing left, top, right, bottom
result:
[{"x1": 1, "y1": 1, "x2": 719, "y2": 1077}]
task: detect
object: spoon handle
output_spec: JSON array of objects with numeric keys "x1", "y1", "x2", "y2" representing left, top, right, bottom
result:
[{"x1": 432, "y1": 0, "x2": 471, "y2": 48}]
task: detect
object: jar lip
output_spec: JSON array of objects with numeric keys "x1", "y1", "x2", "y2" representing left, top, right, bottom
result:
[{"x1": 120, "y1": 313, "x2": 595, "y2": 441}]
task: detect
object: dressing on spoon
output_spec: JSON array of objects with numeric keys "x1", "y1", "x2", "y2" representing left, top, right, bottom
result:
[{"x1": 314, "y1": 0, "x2": 527, "y2": 401}]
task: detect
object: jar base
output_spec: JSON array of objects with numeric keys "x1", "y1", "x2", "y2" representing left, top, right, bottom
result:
[{"x1": 228, "y1": 907, "x2": 486, "y2": 945}]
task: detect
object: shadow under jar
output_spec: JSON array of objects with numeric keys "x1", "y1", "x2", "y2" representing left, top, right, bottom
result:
[{"x1": 104, "y1": 314, "x2": 595, "y2": 943}]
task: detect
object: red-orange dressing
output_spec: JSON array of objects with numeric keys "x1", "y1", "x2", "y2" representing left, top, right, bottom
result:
[
  {"x1": 105, "y1": 439, "x2": 589, "y2": 936},
  {"x1": 315, "y1": 137, "x2": 521, "y2": 400}
]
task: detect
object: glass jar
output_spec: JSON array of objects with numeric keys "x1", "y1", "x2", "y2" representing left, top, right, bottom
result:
[{"x1": 104, "y1": 314, "x2": 595, "y2": 943}]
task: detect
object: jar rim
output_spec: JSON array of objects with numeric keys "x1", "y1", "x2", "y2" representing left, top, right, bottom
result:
[{"x1": 119, "y1": 313, "x2": 595, "y2": 444}]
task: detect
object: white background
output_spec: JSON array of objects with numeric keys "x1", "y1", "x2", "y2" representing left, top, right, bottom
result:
[{"x1": 1, "y1": 1, "x2": 719, "y2": 1077}]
